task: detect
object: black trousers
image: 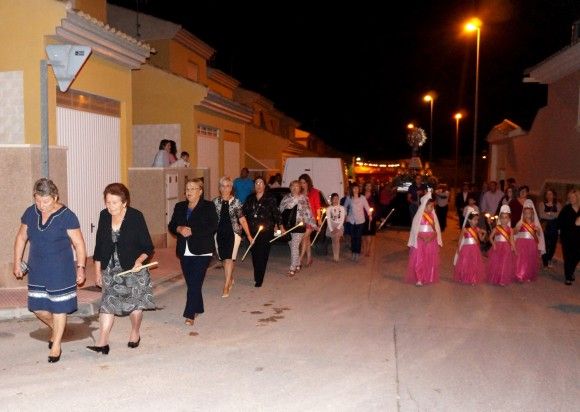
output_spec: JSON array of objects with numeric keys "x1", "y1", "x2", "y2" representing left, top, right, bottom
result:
[
  {"x1": 436, "y1": 205, "x2": 448, "y2": 232},
  {"x1": 562, "y1": 242, "x2": 579, "y2": 282},
  {"x1": 541, "y1": 219, "x2": 558, "y2": 266},
  {"x1": 180, "y1": 255, "x2": 211, "y2": 318},
  {"x1": 251, "y1": 231, "x2": 273, "y2": 286}
]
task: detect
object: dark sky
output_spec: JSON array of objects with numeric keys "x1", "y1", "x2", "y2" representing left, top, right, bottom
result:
[{"x1": 108, "y1": 0, "x2": 580, "y2": 160}]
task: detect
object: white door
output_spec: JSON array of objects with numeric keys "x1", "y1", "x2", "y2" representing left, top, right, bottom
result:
[
  {"x1": 57, "y1": 107, "x2": 120, "y2": 255},
  {"x1": 223, "y1": 140, "x2": 240, "y2": 181},
  {"x1": 197, "y1": 135, "x2": 219, "y2": 198}
]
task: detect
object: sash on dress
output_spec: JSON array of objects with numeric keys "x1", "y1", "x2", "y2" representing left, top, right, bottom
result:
[
  {"x1": 521, "y1": 221, "x2": 538, "y2": 243},
  {"x1": 496, "y1": 225, "x2": 510, "y2": 242},
  {"x1": 466, "y1": 227, "x2": 480, "y2": 244},
  {"x1": 422, "y1": 212, "x2": 436, "y2": 232}
]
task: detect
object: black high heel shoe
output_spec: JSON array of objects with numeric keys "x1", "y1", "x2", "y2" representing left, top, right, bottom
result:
[
  {"x1": 127, "y1": 337, "x2": 140, "y2": 348},
  {"x1": 86, "y1": 345, "x2": 110, "y2": 355},
  {"x1": 48, "y1": 350, "x2": 62, "y2": 363}
]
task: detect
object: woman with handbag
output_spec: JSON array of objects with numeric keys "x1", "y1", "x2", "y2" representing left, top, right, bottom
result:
[
  {"x1": 212, "y1": 176, "x2": 252, "y2": 297},
  {"x1": 87, "y1": 183, "x2": 155, "y2": 355},
  {"x1": 279, "y1": 180, "x2": 315, "y2": 277}
]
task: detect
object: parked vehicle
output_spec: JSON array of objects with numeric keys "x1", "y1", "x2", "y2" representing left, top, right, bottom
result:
[{"x1": 282, "y1": 157, "x2": 347, "y2": 204}]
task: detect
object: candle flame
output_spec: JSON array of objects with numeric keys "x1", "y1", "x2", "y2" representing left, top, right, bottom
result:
[
  {"x1": 259, "y1": 225, "x2": 264, "y2": 230},
  {"x1": 298, "y1": 221, "x2": 304, "y2": 225}
]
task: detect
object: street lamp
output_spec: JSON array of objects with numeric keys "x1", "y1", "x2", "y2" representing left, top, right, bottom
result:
[
  {"x1": 465, "y1": 17, "x2": 482, "y2": 184},
  {"x1": 454, "y1": 112, "x2": 463, "y2": 191},
  {"x1": 423, "y1": 94, "x2": 434, "y2": 162}
]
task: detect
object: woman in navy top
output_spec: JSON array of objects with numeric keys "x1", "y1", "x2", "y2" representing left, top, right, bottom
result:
[{"x1": 13, "y1": 178, "x2": 86, "y2": 363}]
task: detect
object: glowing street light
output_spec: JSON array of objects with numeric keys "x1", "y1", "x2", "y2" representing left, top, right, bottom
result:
[
  {"x1": 464, "y1": 17, "x2": 482, "y2": 184},
  {"x1": 423, "y1": 94, "x2": 434, "y2": 162},
  {"x1": 454, "y1": 112, "x2": 463, "y2": 190}
]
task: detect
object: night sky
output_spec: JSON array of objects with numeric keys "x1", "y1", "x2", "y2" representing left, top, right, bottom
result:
[{"x1": 108, "y1": 0, "x2": 580, "y2": 161}]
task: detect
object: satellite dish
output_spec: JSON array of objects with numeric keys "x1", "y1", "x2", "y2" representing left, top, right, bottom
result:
[{"x1": 45, "y1": 45, "x2": 92, "y2": 92}]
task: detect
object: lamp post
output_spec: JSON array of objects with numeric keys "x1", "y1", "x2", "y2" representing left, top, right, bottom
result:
[
  {"x1": 454, "y1": 112, "x2": 463, "y2": 191},
  {"x1": 465, "y1": 18, "x2": 481, "y2": 184},
  {"x1": 423, "y1": 94, "x2": 434, "y2": 162}
]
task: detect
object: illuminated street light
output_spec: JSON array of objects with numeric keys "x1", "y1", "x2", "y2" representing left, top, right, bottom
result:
[
  {"x1": 465, "y1": 17, "x2": 482, "y2": 184},
  {"x1": 454, "y1": 112, "x2": 463, "y2": 190},
  {"x1": 423, "y1": 94, "x2": 434, "y2": 162}
]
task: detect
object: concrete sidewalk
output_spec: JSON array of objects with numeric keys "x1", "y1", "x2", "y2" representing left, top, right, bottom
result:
[{"x1": 0, "y1": 247, "x2": 184, "y2": 321}]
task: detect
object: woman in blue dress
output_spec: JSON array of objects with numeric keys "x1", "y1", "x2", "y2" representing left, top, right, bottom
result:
[{"x1": 13, "y1": 178, "x2": 87, "y2": 363}]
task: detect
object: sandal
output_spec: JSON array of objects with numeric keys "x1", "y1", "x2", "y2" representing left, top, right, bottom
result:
[
  {"x1": 287, "y1": 270, "x2": 296, "y2": 277},
  {"x1": 184, "y1": 318, "x2": 194, "y2": 326},
  {"x1": 295, "y1": 265, "x2": 301, "y2": 272}
]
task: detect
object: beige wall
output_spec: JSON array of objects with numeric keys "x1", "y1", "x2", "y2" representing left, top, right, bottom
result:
[
  {"x1": 128, "y1": 167, "x2": 209, "y2": 249},
  {"x1": 0, "y1": 0, "x2": 67, "y2": 146},
  {"x1": 0, "y1": 0, "x2": 136, "y2": 183},
  {"x1": 245, "y1": 125, "x2": 293, "y2": 172},
  {"x1": 132, "y1": 64, "x2": 207, "y2": 165},
  {"x1": 499, "y1": 72, "x2": 580, "y2": 193},
  {"x1": 168, "y1": 42, "x2": 209, "y2": 86},
  {"x1": 73, "y1": 0, "x2": 107, "y2": 22},
  {"x1": 0, "y1": 146, "x2": 67, "y2": 288}
]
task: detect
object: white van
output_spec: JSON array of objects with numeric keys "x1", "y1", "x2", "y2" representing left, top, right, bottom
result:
[{"x1": 282, "y1": 157, "x2": 347, "y2": 204}]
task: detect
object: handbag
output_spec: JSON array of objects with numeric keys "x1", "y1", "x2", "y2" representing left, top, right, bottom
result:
[
  {"x1": 20, "y1": 260, "x2": 30, "y2": 275},
  {"x1": 282, "y1": 205, "x2": 298, "y2": 229}
]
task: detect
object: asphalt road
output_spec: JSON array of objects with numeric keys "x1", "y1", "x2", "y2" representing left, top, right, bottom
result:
[{"x1": 0, "y1": 227, "x2": 578, "y2": 411}]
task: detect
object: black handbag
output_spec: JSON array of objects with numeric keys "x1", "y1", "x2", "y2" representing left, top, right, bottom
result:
[
  {"x1": 282, "y1": 205, "x2": 298, "y2": 229},
  {"x1": 280, "y1": 205, "x2": 306, "y2": 241}
]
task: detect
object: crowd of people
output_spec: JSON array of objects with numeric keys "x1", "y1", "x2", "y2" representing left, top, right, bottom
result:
[
  {"x1": 12, "y1": 170, "x2": 579, "y2": 364},
  {"x1": 406, "y1": 176, "x2": 579, "y2": 288}
]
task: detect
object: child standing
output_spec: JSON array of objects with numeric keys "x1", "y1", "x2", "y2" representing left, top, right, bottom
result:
[
  {"x1": 487, "y1": 205, "x2": 515, "y2": 286},
  {"x1": 514, "y1": 199, "x2": 545, "y2": 282},
  {"x1": 454, "y1": 207, "x2": 486, "y2": 285},
  {"x1": 407, "y1": 190, "x2": 442, "y2": 286},
  {"x1": 326, "y1": 193, "x2": 346, "y2": 262}
]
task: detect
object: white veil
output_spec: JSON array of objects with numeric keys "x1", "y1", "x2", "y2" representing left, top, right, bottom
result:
[
  {"x1": 453, "y1": 206, "x2": 477, "y2": 265},
  {"x1": 518, "y1": 199, "x2": 545, "y2": 254},
  {"x1": 407, "y1": 189, "x2": 442, "y2": 248}
]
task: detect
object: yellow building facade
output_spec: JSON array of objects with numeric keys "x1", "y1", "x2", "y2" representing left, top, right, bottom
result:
[{"x1": 0, "y1": 0, "x2": 151, "y2": 287}]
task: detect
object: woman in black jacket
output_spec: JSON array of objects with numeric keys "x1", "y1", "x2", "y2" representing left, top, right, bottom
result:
[
  {"x1": 168, "y1": 178, "x2": 218, "y2": 325},
  {"x1": 242, "y1": 177, "x2": 283, "y2": 287},
  {"x1": 558, "y1": 189, "x2": 580, "y2": 285},
  {"x1": 87, "y1": 183, "x2": 155, "y2": 355}
]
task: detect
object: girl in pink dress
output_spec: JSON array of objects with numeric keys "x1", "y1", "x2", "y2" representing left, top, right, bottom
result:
[
  {"x1": 487, "y1": 205, "x2": 515, "y2": 286},
  {"x1": 406, "y1": 190, "x2": 442, "y2": 286},
  {"x1": 454, "y1": 207, "x2": 486, "y2": 285},
  {"x1": 514, "y1": 199, "x2": 545, "y2": 282}
]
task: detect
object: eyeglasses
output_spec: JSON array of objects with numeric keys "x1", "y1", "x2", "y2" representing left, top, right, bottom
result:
[
  {"x1": 255, "y1": 181, "x2": 265, "y2": 186},
  {"x1": 186, "y1": 187, "x2": 202, "y2": 192}
]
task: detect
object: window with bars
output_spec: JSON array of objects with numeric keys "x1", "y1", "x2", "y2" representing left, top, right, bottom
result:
[{"x1": 197, "y1": 124, "x2": 219, "y2": 137}]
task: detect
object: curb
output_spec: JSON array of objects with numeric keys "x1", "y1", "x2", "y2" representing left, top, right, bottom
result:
[{"x1": 0, "y1": 271, "x2": 184, "y2": 322}]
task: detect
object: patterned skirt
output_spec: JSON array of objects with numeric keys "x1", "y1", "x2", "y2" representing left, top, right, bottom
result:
[{"x1": 100, "y1": 260, "x2": 156, "y2": 316}]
